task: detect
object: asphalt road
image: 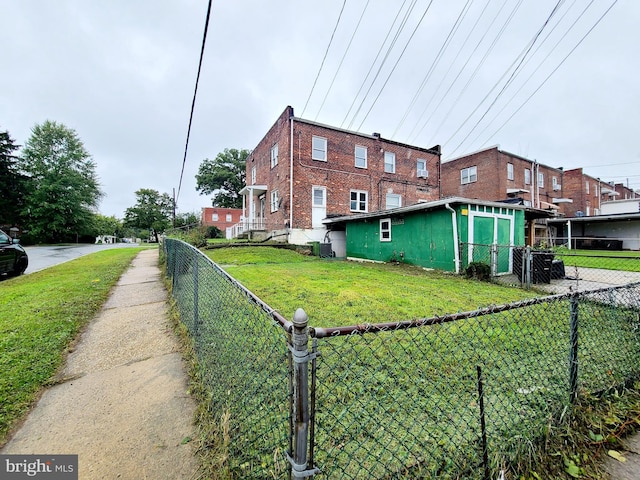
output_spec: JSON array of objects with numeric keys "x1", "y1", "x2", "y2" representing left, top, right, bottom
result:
[{"x1": 23, "y1": 243, "x2": 145, "y2": 274}]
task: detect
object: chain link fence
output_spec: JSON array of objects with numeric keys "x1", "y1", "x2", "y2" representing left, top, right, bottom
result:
[
  {"x1": 461, "y1": 243, "x2": 640, "y2": 292},
  {"x1": 162, "y1": 238, "x2": 293, "y2": 479},
  {"x1": 162, "y1": 238, "x2": 640, "y2": 479}
]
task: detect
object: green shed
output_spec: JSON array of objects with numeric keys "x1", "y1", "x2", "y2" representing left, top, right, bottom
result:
[{"x1": 324, "y1": 198, "x2": 526, "y2": 274}]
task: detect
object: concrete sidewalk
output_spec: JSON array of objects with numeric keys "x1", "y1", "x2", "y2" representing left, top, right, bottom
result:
[{"x1": 1, "y1": 249, "x2": 199, "y2": 479}]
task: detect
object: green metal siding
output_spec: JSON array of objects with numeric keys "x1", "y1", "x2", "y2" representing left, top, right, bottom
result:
[
  {"x1": 346, "y1": 210, "x2": 456, "y2": 271},
  {"x1": 344, "y1": 203, "x2": 525, "y2": 273}
]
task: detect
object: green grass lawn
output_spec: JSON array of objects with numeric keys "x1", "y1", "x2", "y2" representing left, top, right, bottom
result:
[
  {"x1": 0, "y1": 247, "x2": 148, "y2": 444},
  {"x1": 196, "y1": 245, "x2": 640, "y2": 478},
  {"x1": 206, "y1": 247, "x2": 538, "y2": 327},
  {"x1": 553, "y1": 248, "x2": 640, "y2": 272}
]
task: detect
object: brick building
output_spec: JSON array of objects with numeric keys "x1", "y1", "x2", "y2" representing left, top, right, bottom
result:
[
  {"x1": 236, "y1": 106, "x2": 441, "y2": 253},
  {"x1": 561, "y1": 168, "x2": 619, "y2": 217},
  {"x1": 201, "y1": 207, "x2": 243, "y2": 238},
  {"x1": 440, "y1": 147, "x2": 571, "y2": 213}
]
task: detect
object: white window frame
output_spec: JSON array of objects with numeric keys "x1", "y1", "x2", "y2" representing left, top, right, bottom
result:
[
  {"x1": 538, "y1": 172, "x2": 544, "y2": 188},
  {"x1": 350, "y1": 190, "x2": 368, "y2": 212},
  {"x1": 585, "y1": 181, "x2": 590, "y2": 194},
  {"x1": 312, "y1": 136, "x2": 327, "y2": 161},
  {"x1": 461, "y1": 166, "x2": 477, "y2": 184},
  {"x1": 524, "y1": 168, "x2": 531, "y2": 185},
  {"x1": 507, "y1": 163, "x2": 514, "y2": 180},
  {"x1": 384, "y1": 152, "x2": 396, "y2": 173},
  {"x1": 380, "y1": 218, "x2": 391, "y2": 242},
  {"x1": 270, "y1": 144, "x2": 278, "y2": 168},
  {"x1": 417, "y1": 159, "x2": 428, "y2": 178},
  {"x1": 212, "y1": 213, "x2": 219, "y2": 221},
  {"x1": 385, "y1": 193, "x2": 402, "y2": 210},
  {"x1": 552, "y1": 176, "x2": 560, "y2": 191},
  {"x1": 251, "y1": 166, "x2": 256, "y2": 185},
  {"x1": 270, "y1": 190, "x2": 279, "y2": 212},
  {"x1": 355, "y1": 145, "x2": 367, "y2": 169},
  {"x1": 312, "y1": 186, "x2": 326, "y2": 207},
  {"x1": 226, "y1": 213, "x2": 232, "y2": 222}
]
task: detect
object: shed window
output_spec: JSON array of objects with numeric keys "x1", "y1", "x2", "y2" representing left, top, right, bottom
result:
[{"x1": 380, "y1": 218, "x2": 391, "y2": 242}]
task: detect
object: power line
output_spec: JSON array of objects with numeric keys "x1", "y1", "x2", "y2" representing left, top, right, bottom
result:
[
  {"x1": 476, "y1": 0, "x2": 619, "y2": 152},
  {"x1": 315, "y1": 0, "x2": 371, "y2": 121},
  {"x1": 177, "y1": 0, "x2": 213, "y2": 204},
  {"x1": 446, "y1": 0, "x2": 566, "y2": 158},
  {"x1": 301, "y1": 0, "x2": 347, "y2": 118}
]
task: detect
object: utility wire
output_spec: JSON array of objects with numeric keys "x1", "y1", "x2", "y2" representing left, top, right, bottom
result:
[
  {"x1": 355, "y1": 0, "x2": 435, "y2": 132},
  {"x1": 340, "y1": 0, "x2": 411, "y2": 128},
  {"x1": 315, "y1": 0, "x2": 371, "y2": 121},
  {"x1": 177, "y1": 0, "x2": 213, "y2": 203},
  {"x1": 344, "y1": 0, "x2": 419, "y2": 130},
  {"x1": 393, "y1": 0, "x2": 473, "y2": 138},
  {"x1": 477, "y1": 0, "x2": 618, "y2": 153},
  {"x1": 446, "y1": 0, "x2": 566, "y2": 158},
  {"x1": 301, "y1": 0, "x2": 347, "y2": 118}
]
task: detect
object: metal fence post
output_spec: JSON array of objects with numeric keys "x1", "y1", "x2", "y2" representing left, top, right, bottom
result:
[
  {"x1": 569, "y1": 293, "x2": 579, "y2": 403},
  {"x1": 288, "y1": 308, "x2": 317, "y2": 479},
  {"x1": 193, "y1": 251, "x2": 199, "y2": 336},
  {"x1": 525, "y1": 246, "x2": 532, "y2": 289}
]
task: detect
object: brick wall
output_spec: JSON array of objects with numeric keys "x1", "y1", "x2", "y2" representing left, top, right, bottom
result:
[
  {"x1": 201, "y1": 207, "x2": 243, "y2": 231},
  {"x1": 247, "y1": 106, "x2": 441, "y2": 230}
]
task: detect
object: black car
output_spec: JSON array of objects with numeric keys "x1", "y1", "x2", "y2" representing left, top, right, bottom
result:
[{"x1": 0, "y1": 229, "x2": 28, "y2": 276}]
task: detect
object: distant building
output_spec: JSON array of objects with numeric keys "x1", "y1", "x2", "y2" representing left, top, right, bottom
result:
[{"x1": 201, "y1": 207, "x2": 243, "y2": 238}]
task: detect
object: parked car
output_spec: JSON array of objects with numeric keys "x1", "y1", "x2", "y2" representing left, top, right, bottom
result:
[{"x1": 0, "y1": 229, "x2": 28, "y2": 276}]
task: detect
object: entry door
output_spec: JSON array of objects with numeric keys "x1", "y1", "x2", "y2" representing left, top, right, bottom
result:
[
  {"x1": 471, "y1": 215, "x2": 512, "y2": 274},
  {"x1": 472, "y1": 216, "x2": 494, "y2": 265},
  {"x1": 312, "y1": 186, "x2": 326, "y2": 228}
]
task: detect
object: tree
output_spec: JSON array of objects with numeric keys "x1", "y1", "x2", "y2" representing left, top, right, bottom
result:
[
  {"x1": 123, "y1": 188, "x2": 174, "y2": 242},
  {"x1": 0, "y1": 129, "x2": 27, "y2": 227},
  {"x1": 18, "y1": 121, "x2": 103, "y2": 243},
  {"x1": 195, "y1": 148, "x2": 249, "y2": 208},
  {"x1": 174, "y1": 211, "x2": 200, "y2": 230}
]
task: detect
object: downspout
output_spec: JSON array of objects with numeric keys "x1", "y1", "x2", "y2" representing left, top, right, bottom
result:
[
  {"x1": 445, "y1": 203, "x2": 461, "y2": 274},
  {"x1": 289, "y1": 116, "x2": 294, "y2": 233},
  {"x1": 567, "y1": 220, "x2": 572, "y2": 250}
]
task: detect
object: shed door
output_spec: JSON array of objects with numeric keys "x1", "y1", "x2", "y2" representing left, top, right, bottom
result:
[{"x1": 472, "y1": 215, "x2": 512, "y2": 274}]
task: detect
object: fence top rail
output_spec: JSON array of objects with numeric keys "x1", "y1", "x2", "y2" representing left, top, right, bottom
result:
[
  {"x1": 311, "y1": 282, "x2": 640, "y2": 339},
  {"x1": 165, "y1": 238, "x2": 293, "y2": 333}
]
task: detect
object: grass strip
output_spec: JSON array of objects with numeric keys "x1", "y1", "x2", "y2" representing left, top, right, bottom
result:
[{"x1": 0, "y1": 247, "x2": 148, "y2": 444}]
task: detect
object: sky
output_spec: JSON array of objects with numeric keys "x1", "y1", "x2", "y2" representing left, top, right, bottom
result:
[{"x1": 2, "y1": 0, "x2": 639, "y2": 219}]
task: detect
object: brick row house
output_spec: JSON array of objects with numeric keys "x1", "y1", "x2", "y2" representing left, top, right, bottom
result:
[
  {"x1": 236, "y1": 106, "x2": 441, "y2": 256},
  {"x1": 200, "y1": 207, "x2": 243, "y2": 238}
]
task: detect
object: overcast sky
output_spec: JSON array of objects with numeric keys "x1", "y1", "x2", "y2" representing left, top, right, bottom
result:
[{"x1": 2, "y1": 0, "x2": 638, "y2": 219}]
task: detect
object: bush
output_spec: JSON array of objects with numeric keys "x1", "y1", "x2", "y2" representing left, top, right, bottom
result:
[{"x1": 464, "y1": 262, "x2": 491, "y2": 281}]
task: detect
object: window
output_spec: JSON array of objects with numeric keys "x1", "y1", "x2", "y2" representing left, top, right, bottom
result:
[
  {"x1": 270, "y1": 190, "x2": 279, "y2": 212},
  {"x1": 350, "y1": 190, "x2": 368, "y2": 212},
  {"x1": 355, "y1": 145, "x2": 367, "y2": 168},
  {"x1": 313, "y1": 186, "x2": 326, "y2": 207},
  {"x1": 312, "y1": 136, "x2": 327, "y2": 161},
  {"x1": 380, "y1": 218, "x2": 391, "y2": 242},
  {"x1": 384, "y1": 152, "x2": 396, "y2": 173},
  {"x1": 270, "y1": 144, "x2": 278, "y2": 168},
  {"x1": 385, "y1": 193, "x2": 402, "y2": 209},
  {"x1": 226, "y1": 213, "x2": 232, "y2": 222},
  {"x1": 585, "y1": 181, "x2": 589, "y2": 194},
  {"x1": 251, "y1": 166, "x2": 256, "y2": 185},
  {"x1": 552, "y1": 176, "x2": 560, "y2": 191},
  {"x1": 212, "y1": 213, "x2": 219, "y2": 221},
  {"x1": 417, "y1": 159, "x2": 428, "y2": 178},
  {"x1": 524, "y1": 169, "x2": 531, "y2": 185},
  {"x1": 507, "y1": 163, "x2": 514, "y2": 180},
  {"x1": 460, "y1": 166, "x2": 477, "y2": 184},
  {"x1": 538, "y1": 172, "x2": 544, "y2": 188}
]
